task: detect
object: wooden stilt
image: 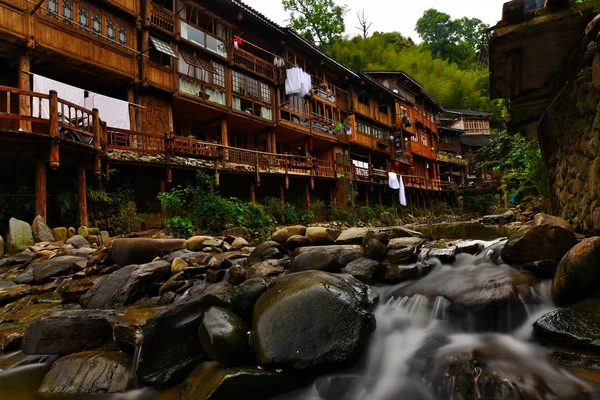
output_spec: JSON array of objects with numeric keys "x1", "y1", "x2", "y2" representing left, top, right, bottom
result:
[
  {"x1": 365, "y1": 189, "x2": 369, "y2": 207},
  {"x1": 250, "y1": 182, "x2": 256, "y2": 203},
  {"x1": 77, "y1": 164, "x2": 88, "y2": 227},
  {"x1": 305, "y1": 183, "x2": 311, "y2": 210},
  {"x1": 18, "y1": 53, "x2": 31, "y2": 131},
  {"x1": 280, "y1": 183, "x2": 285, "y2": 205},
  {"x1": 35, "y1": 159, "x2": 46, "y2": 220}
]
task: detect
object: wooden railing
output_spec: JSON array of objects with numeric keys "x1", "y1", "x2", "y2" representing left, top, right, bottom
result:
[
  {"x1": 0, "y1": 86, "x2": 50, "y2": 133},
  {"x1": 232, "y1": 47, "x2": 275, "y2": 80},
  {"x1": 437, "y1": 152, "x2": 468, "y2": 166},
  {"x1": 107, "y1": 128, "x2": 165, "y2": 154},
  {"x1": 150, "y1": 3, "x2": 175, "y2": 34},
  {"x1": 57, "y1": 98, "x2": 94, "y2": 143}
]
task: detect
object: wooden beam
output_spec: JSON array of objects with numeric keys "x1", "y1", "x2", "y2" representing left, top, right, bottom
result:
[
  {"x1": 18, "y1": 53, "x2": 31, "y2": 131},
  {"x1": 77, "y1": 164, "x2": 88, "y2": 227},
  {"x1": 127, "y1": 88, "x2": 137, "y2": 131},
  {"x1": 35, "y1": 159, "x2": 46, "y2": 221},
  {"x1": 250, "y1": 181, "x2": 256, "y2": 203},
  {"x1": 49, "y1": 90, "x2": 59, "y2": 168},
  {"x1": 280, "y1": 183, "x2": 285, "y2": 205}
]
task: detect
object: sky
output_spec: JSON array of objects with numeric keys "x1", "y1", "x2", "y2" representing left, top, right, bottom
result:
[{"x1": 242, "y1": 0, "x2": 507, "y2": 41}]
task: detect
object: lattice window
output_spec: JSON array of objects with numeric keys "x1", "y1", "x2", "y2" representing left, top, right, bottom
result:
[
  {"x1": 106, "y1": 20, "x2": 116, "y2": 40},
  {"x1": 47, "y1": 0, "x2": 59, "y2": 17},
  {"x1": 212, "y1": 63, "x2": 225, "y2": 87},
  {"x1": 261, "y1": 84, "x2": 271, "y2": 104},
  {"x1": 92, "y1": 13, "x2": 102, "y2": 34},
  {"x1": 78, "y1": 7, "x2": 89, "y2": 27},
  {"x1": 62, "y1": 0, "x2": 74, "y2": 21},
  {"x1": 118, "y1": 26, "x2": 127, "y2": 45}
]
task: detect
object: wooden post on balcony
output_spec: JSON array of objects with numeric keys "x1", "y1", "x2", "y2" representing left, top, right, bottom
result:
[
  {"x1": 49, "y1": 90, "x2": 59, "y2": 169},
  {"x1": 18, "y1": 53, "x2": 31, "y2": 131},
  {"x1": 127, "y1": 88, "x2": 137, "y2": 131},
  {"x1": 77, "y1": 164, "x2": 88, "y2": 227},
  {"x1": 284, "y1": 153, "x2": 289, "y2": 189},
  {"x1": 271, "y1": 132, "x2": 277, "y2": 155},
  {"x1": 35, "y1": 159, "x2": 46, "y2": 220},
  {"x1": 92, "y1": 108, "x2": 101, "y2": 177},
  {"x1": 141, "y1": 0, "x2": 150, "y2": 86},
  {"x1": 250, "y1": 182, "x2": 256, "y2": 203}
]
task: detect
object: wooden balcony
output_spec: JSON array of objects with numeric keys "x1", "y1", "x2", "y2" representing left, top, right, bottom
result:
[
  {"x1": 150, "y1": 3, "x2": 175, "y2": 34},
  {"x1": 232, "y1": 47, "x2": 275, "y2": 81},
  {"x1": 437, "y1": 152, "x2": 468, "y2": 166},
  {"x1": 410, "y1": 140, "x2": 436, "y2": 160}
]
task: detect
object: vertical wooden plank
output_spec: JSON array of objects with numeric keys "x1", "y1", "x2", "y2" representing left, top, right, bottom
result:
[
  {"x1": 77, "y1": 164, "x2": 88, "y2": 227},
  {"x1": 280, "y1": 183, "x2": 285, "y2": 205},
  {"x1": 93, "y1": 108, "x2": 101, "y2": 176},
  {"x1": 250, "y1": 182, "x2": 256, "y2": 203},
  {"x1": 18, "y1": 53, "x2": 31, "y2": 131},
  {"x1": 49, "y1": 90, "x2": 59, "y2": 168},
  {"x1": 35, "y1": 159, "x2": 47, "y2": 221}
]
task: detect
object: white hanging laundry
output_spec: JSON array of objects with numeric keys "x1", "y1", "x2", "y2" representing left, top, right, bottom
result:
[
  {"x1": 388, "y1": 172, "x2": 400, "y2": 190},
  {"x1": 285, "y1": 67, "x2": 302, "y2": 95},
  {"x1": 299, "y1": 72, "x2": 311, "y2": 97},
  {"x1": 399, "y1": 176, "x2": 407, "y2": 207}
]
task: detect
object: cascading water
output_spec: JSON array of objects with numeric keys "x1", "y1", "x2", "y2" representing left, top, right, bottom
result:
[{"x1": 279, "y1": 239, "x2": 599, "y2": 400}]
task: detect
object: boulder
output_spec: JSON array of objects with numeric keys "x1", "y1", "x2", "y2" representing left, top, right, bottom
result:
[
  {"x1": 110, "y1": 306, "x2": 165, "y2": 352},
  {"x1": 186, "y1": 236, "x2": 216, "y2": 251},
  {"x1": 252, "y1": 271, "x2": 375, "y2": 369},
  {"x1": 32, "y1": 216, "x2": 54, "y2": 243},
  {"x1": 67, "y1": 227, "x2": 76, "y2": 238},
  {"x1": 534, "y1": 299, "x2": 600, "y2": 352},
  {"x1": 59, "y1": 276, "x2": 103, "y2": 303},
  {"x1": 534, "y1": 213, "x2": 574, "y2": 231},
  {"x1": 80, "y1": 260, "x2": 171, "y2": 309},
  {"x1": 500, "y1": 225, "x2": 577, "y2": 265},
  {"x1": 181, "y1": 361, "x2": 298, "y2": 400},
  {"x1": 335, "y1": 227, "x2": 422, "y2": 245},
  {"x1": 335, "y1": 228, "x2": 374, "y2": 245},
  {"x1": 6, "y1": 218, "x2": 34, "y2": 255},
  {"x1": 111, "y1": 238, "x2": 186, "y2": 266},
  {"x1": 364, "y1": 239, "x2": 387, "y2": 262},
  {"x1": 290, "y1": 251, "x2": 337, "y2": 273},
  {"x1": 0, "y1": 235, "x2": 4, "y2": 258},
  {"x1": 52, "y1": 227, "x2": 68, "y2": 242},
  {"x1": 306, "y1": 227, "x2": 339, "y2": 245},
  {"x1": 199, "y1": 307, "x2": 251, "y2": 365},
  {"x1": 383, "y1": 264, "x2": 421, "y2": 284},
  {"x1": 552, "y1": 237, "x2": 600, "y2": 306},
  {"x1": 228, "y1": 265, "x2": 248, "y2": 286},
  {"x1": 32, "y1": 255, "x2": 87, "y2": 283},
  {"x1": 246, "y1": 259, "x2": 287, "y2": 279},
  {"x1": 519, "y1": 259, "x2": 558, "y2": 280},
  {"x1": 388, "y1": 237, "x2": 425, "y2": 250},
  {"x1": 136, "y1": 284, "x2": 233, "y2": 385},
  {"x1": 425, "y1": 248, "x2": 456, "y2": 264},
  {"x1": 315, "y1": 375, "x2": 360, "y2": 400},
  {"x1": 285, "y1": 235, "x2": 309, "y2": 249},
  {"x1": 171, "y1": 257, "x2": 189, "y2": 275},
  {"x1": 65, "y1": 235, "x2": 90, "y2": 249},
  {"x1": 231, "y1": 278, "x2": 268, "y2": 317},
  {"x1": 23, "y1": 309, "x2": 114, "y2": 355},
  {"x1": 38, "y1": 351, "x2": 135, "y2": 395},
  {"x1": 77, "y1": 226, "x2": 89, "y2": 238},
  {"x1": 100, "y1": 231, "x2": 110, "y2": 245},
  {"x1": 272, "y1": 225, "x2": 307, "y2": 244},
  {"x1": 166, "y1": 249, "x2": 212, "y2": 264},
  {"x1": 231, "y1": 237, "x2": 249, "y2": 250},
  {"x1": 480, "y1": 211, "x2": 516, "y2": 225},
  {"x1": 295, "y1": 245, "x2": 364, "y2": 266},
  {"x1": 343, "y1": 258, "x2": 386, "y2": 285},
  {"x1": 247, "y1": 241, "x2": 286, "y2": 265}
]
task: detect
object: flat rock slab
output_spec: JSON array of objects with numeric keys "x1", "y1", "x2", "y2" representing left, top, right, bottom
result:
[
  {"x1": 23, "y1": 309, "x2": 115, "y2": 355},
  {"x1": 33, "y1": 256, "x2": 86, "y2": 283}
]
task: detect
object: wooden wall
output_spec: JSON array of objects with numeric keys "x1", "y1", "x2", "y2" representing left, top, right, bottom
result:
[{"x1": 140, "y1": 94, "x2": 171, "y2": 135}]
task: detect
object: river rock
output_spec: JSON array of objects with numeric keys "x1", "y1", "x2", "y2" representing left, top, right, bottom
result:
[
  {"x1": 388, "y1": 237, "x2": 426, "y2": 249},
  {"x1": 0, "y1": 235, "x2": 4, "y2": 258},
  {"x1": 387, "y1": 248, "x2": 419, "y2": 265},
  {"x1": 335, "y1": 227, "x2": 422, "y2": 245},
  {"x1": 136, "y1": 284, "x2": 233, "y2": 385},
  {"x1": 100, "y1": 231, "x2": 110, "y2": 244},
  {"x1": 343, "y1": 258, "x2": 386, "y2": 284},
  {"x1": 272, "y1": 225, "x2": 307, "y2": 243},
  {"x1": 306, "y1": 227, "x2": 340, "y2": 245},
  {"x1": 500, "y1": 225, "x2": 577, "y2": 264},
  {"x1": 519, "y1": 259, "x2": 558, "y2": 279},
  {"x1": 77, "y1": 226, "x2": 89, "y2": 238},
  {"x1": 231, "y1": 278, "x2": 268, "y2": 318},
  {"x1": 181, "y1": 361, "x2": 297, "y2": 400},
  {"x1": 67, "y1": 227, "x2": 75, "y2": 238},
  {"x1": 231, "y1": 237, "x2": 249, "y2": 250},
  {"x1": 315, "y1": 375, "x2": 360, "y2": 400},
  {"x1": 111, "y1": 238, "x2": 186, "y2": 267},
  {"x1": 32, "y1": 216, "x2": 55, "y2": 243},
  {"x1": 80, "y1": 260, "x2": 171, "y2": 309},
  {"x1": 53, "y1": 227, "x2": 68, "y2": 242},
  {"x1": 364, "y1": 239, "x2": 387, "y2": 262},
  {"x1": 247, "y1": 241, "x2": 286, "y2": 265},
  {"x1": 225, "y1": 227, "x2": 250, "y2": 240},
  {"x1": 0, "y1": 352, "x2": 57, "y2": 370},
  {"x1": 7, "y1": 218, "x2": 34, "y2": 255},
  {"x1": 0, "y1": 284, "x2": 34, "y2": 305},
  {"x1": 65, "y1": 235, "x2": 90, "y2": 249},
  {"x1": 286, "y1": 235, "x2": 309, "y2": 249},
  {"x1": 246, "y1": 259, "x2": 287, "y2": 279},
  {"x1": 186, "y1": 236, "x2": 215, "y2": 251},
  {"x1": 39, "y1": 351, "x2": 135, "y2": 395},
  {"x1": 425, "y1": 248, "x2": 456, "y2": 264},
  {"x1": 552, "y1": 237, "x2": 600, "y2": 306},
  {"x1": 290, "y1": 251, "x2": 337, "y2": 273},
  {"x1": 59, "y1": 276, "x2": 103, "y2": 302},
  {"x1": 383, "y1": 264, "x2": 421, "y2": 284},
  {"x1": 252, "y1": 271, "x2": 375, "y2": 369},
  {"x1": 534, "y1": 213, "x2": 574, "y2": 231},
  {"x1": 33, "y1": 255, "x2": 86, "y2": 283},
  {"x1": 23, "y1": 309, "x2": 114, "y2": 355},
  {"x1": 295, "y1": 245, "x2": 364, "y2": 266},
  {"x1": 199, "y1": 306, "x2": 251, "y2": 365},
  {"x1": 166, "y1": 249, "x2": 212, "y2": 264},
  {"x1": 110, "y1": 306, "x2": 165, "y2": 352},
  {"x1": 171, "y1": 257, "x2": 189, "y2": 275}
]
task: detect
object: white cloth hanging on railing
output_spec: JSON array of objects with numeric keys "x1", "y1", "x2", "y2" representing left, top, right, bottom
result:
[
  {"x1": 285, "y1": 67, "x2": 303, "y2": 95},
  {"x1": 399, "y1": 176, "x2": 407, "y2": 206},
  {"x1": 388, "y1": 172, "x2": 400, "y2": 189}
]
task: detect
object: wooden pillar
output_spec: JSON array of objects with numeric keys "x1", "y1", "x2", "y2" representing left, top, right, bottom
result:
[
  {"x1": 18, "y1": 53, "x2": 31, "y2": 131},
  {"x1": 271, "y1": 131, "x2": 277, "y2": 154},
  {"x1": 280, "y1": 183, "x2": 285, "y2": 205},
  {"x1": 159, "y1": 177, "x2": 167, "y2": 226},
  {"x1": 305, "y1": 183, "x2": 311, "y2": 211},
  {"x1": 92, "y1": 108, "x2": 101, "y2": 177},
  {"x1": 365, "y1": 189, "x2": 369, "y2": 207},
  {"x1": 221, "y1": 119, "x2": 228, "y2": 159},
  {"x1": 35, "y1": 159, "x2": 46, "y2": 220},
  {"x1": 77, "y1": 164, "x2": 88, "y2": 227},
  {"x1": 49, "y1": 90, "x2": 59, "y2": 169},
  {"x1": 250, "y1": 181, "x2": 256, "y2": 203},
  {"x1": 127, "y1": 88, "x2": 137, "y2": 131}
]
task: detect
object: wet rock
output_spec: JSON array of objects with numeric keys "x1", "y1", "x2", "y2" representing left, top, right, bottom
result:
[
  {"x1": 343, "y1": 258, "x2": 385, "y2": 284},
  {"x1": 383, "y1": 264, "x2": 421, "y2": 284},
  {"x1": 454, "y1": 241, "x2": 484, "y2": 255},
  {"x1": 136, "y1": 285, "x2": 233, "y2": 385},
  {"x1": 23, "y1": 309, "x2": 114, "y2": 355},
  {"x1": 59, "y1": 276, "x2": 103, "y2": 302},
  {"x1": 553, "y1": 237, "x2": 600, "y2": 306},
  {"x1": 231, "y1": 237, "x2": 249, "y2": 250},
  {"x1": 0, "y1": 235, "x2": 4, "y2": 258},
  {"x1": 65, "y1": 235, "x2": 90, "y2": 249},
  {"x1": 159, "y1": 273, "x2": 186, "y2": 295},
  {"x1": 0, "y1": 326, "x2": 26, "y2": 351},
  {"x1": 171, "y1": 257, "x2": 189, "y2": 275},
  {"x1": 364, "y1": 239, "x2": 387, "y2": 262},
  {"x1": 388, "y1": 237, "x2": 426, "y2": 250},
  {"x1": 247, "y1": 241, "x2": 286, "y2": 265},
  {"x1": 272, "y1": 225, "x2": 307, "y2": 244},
  {"x1": 306, "y1": 227, "x2": 339, "y2": 245},
  {"x1": 335, "y1": 228, "x2": 376, "y2": 245},
  {"x1": 290, "y1": 251, "x2": 337, "y2": 273},
  {"x1": 77, "y1": 226, "x2": 89, "y2": 238},
  {"x1": 186, "y1": 236, "x2": 215, "y2": 251},
  {"x1": 0, "y1": 284, "x2": 34, "y2": 305},
  {"x1": 32, "y1": 216, "x2": 55, "y2": 243},
  {"x1": 199, "y1": 307, "x2": 251, "y2": 365},
  {"x1": 534, "y1": 213, "x2": 574, "y2": 231},
  {"x1": 32, "y1": 255, "x2": 86, "y2": 283},
  {"x1": 231, "y1": 278, "x2": 268, "y2": 317},
  {"x1": 519, "y1": 259, "x2": 558, "y2": 280},
  {"x1": 110, "y1": 306, "x2": 165, "y2": 352},
  {"x1": 295, "y1": 245, "x2": 364, "y2": 267},
  {"x1": 286, "y1": 235, "x2": 309, "y2": 249},
  {"x1": 207, "y1": 268, "x2": 226, "y2": 283},
  {"x1": 166, "y1": 249, "x2": 212, "y2": 264},
  {"x1": 7, "y1": 218, "x2": 34, "y2": 255},
  {"x1": 387, "y1": 248, "x2": 419, "y2": 265},
  {"x1": 246, "y1": 259, "x2": 287, "y2": 279},
  {"x1": 80, "y1": 260, "x2": 171, "y2": 309},
  {"x1": 228, "y1": 265, "x2": 248, "y2": 285},
  {"x1": 39, "y1": 351, "x2": 135, "y2": 395},
  {"x1": 425, "y1": 248, "x2": 456, "y2": 264},
  {"x1": 65, "y1": 247, "x2": 95, "y2": 258},
  {"x1": 480, "y1": 211, "x2": 516, "y2": 225},
  {"x1": 181, "y1": 361, "x2": 298, "y2": 400},
  {"x1": 111, "y1": 238, "x2": 186, "y2": 267},
  {"x1": 315, "y1": 375, "x2": 360, "y2": 400},
  {"x1": 13, "y1": 266, "x2": 35, "y2": 285},
  {"x1": 53, "y1": 227, "x2": 68, "y2": 242},
  {"x1": 335, "y1": 227, "x2": 422, "y2": 245},
  {"x1": 252, "y1": 271, "x2": 375, "y2": 369},
  {"x1": 337, "y1": 251, "x2": 363, "y2": 268},
  {"x1": 501, "y1": 225, "x2": 577, "y2": 264},
  {"x1": 0, "y1": 352, "x2": 57, "y2": 370}
]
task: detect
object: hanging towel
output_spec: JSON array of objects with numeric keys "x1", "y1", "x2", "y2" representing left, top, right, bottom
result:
[
  {"x1": 399, "y1": 176, "x2": 407, "y2": 207},
  {"x1": 388, "y1": 172, "x2": 400, "y2": 189},
  {"x1": 285, "y1": 67, "x2": 302, "y2": 95}
]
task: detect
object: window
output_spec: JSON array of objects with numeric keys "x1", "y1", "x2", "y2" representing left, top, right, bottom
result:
[
  {"x1": 118, "y1": 26, "x2": 127, "y2": 45},
  {"x1": 358, "y1": 93, "x2": 370, "y2": 106},
  {"x1": 178, "y1": 50, "x2": 225, "y2": 87},
  {"x1": 378, "y1": 104, "x2": 388, "y2": 115},
  {"x1": 78, "y1": 7, "x2": 89, "y2": 27},
  {"x1": 106, "y1": 20, "x2": 116, "y2": 40},
  {"x1": 443, "y1": 135, "x2": 453, "y2": 144},
  {"x1": 92, "y1": 13, "x2": 102, "y2": 34},
  {"x1": 412, "y1": 133, "x2": 418, "y2": 142},
  {"x1": 232, "y1": 71, "x2": 271, "y2": 104},
  {"x1": 47, "y1": 0, "x2": 58, "y2": 16},
  {"x1": 422, "y1": 134, "x2": 428, "y2": 146},
  {"x1": 62, "y1": 0, "x2": 73, "y2": 21}
]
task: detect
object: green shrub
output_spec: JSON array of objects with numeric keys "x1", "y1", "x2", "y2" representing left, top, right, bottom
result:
[
  {"x1": 167, "y1": 216, "x2": 194, "y2": 238},
  {"x1": 464, "y1": 194, "x2": 501, "y2": 215},
  {"x1": 283, "y1": 203, "x2": 300, "y2": 225},
  {"x1": 299, "y1": 210, "x2": 315, "y2": 225},
  {"x1": 357, "y1": 206, "x2": 378, "y2": 222},
  {"x1": 230, "y1": 198, "x2": 276, "y2": 239},
  {"x1": 88, "y1": 186, "x2": 138, "y2": 235},
  {"x1": 263, "y1": 197, "x2": 285, "y2": 224},
  {"x1": 311, "y1": 200, "x2": 327, "y2": 222},
  {"x1": 327, "y1": 203, "x2": 348, "y2": 222}
]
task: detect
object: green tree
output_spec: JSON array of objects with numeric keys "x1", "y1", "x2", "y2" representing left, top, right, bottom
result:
[{"x1": 282, "y1": 0, "x2": 348, "y2": 46}]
